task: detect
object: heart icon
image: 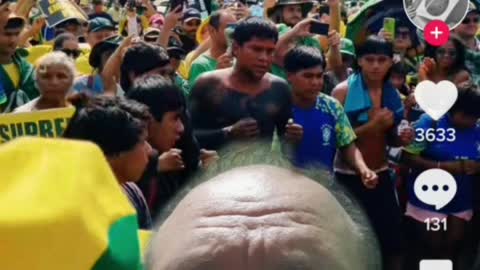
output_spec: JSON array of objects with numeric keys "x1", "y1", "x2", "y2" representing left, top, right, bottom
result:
[{"x1": 414, "y1": 80, "x2": 458, "y2": 121}]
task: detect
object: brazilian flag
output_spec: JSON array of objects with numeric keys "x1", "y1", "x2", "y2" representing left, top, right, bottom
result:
[{"x1": 0, "y1": 137, "x2": 150, "y2": 270}]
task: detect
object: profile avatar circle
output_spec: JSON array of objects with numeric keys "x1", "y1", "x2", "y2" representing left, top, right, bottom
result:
[{"x1": 404, "y1": 0, "x2": 470, "y2": 29}]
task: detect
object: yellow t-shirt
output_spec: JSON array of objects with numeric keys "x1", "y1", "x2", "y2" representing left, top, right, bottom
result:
[
  {"x1": 26, "y1": 44, "x2": 53, "y2": 65},
  {"x1": 2, "y1": 63, "x2": 20, "y2": 89},
  {"x1": 75, "y1": 52, "x2": 94, "y2": 76}
]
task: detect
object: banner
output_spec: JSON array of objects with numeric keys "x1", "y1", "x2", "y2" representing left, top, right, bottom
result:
[
  {"x1": 38, "y1": 0, "x2": 88, "y2": 27},
  {"x1": 0, "y1": 107, "x2": 75, "y2": 144}
]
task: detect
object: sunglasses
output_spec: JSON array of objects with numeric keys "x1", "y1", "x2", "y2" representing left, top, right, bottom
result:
[
  {"x1": 185, "y1": 20, "x2": 201, "y2": 26},
  {"x1": 462, "y1": 17, "x2": 479, "y2": 24},
  {"x1": 396, "y1": 30, "x2": 410, "y2": 39},
  {"x1": 436, "y1": 48, "x2": 456, "y2": 57},
  {"x1": 62, "y1": 49, "x2": 81, "y2": 59}
]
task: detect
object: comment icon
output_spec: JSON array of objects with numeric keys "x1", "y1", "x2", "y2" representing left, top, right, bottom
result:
[{"x1": 414, "y1": 169, "x2": 457, "y2": 210}]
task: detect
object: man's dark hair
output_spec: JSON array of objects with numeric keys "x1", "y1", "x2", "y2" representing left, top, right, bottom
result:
[
  {"x1": 209, "y1": 10, "x2": 223, "y2": 30},
  {"x1": 353, "y1": 35, "x2": 393, "y2": 80},
  {"x1": 355, "y1": 35, "x2": 393, "y2": 59},
  {"x1": 53, "y1": 33, "x2": 76, "y2": 51},
  {"x1": 127, "y1": 75, "x2": 186, "y2": 122},
  {"x1": 284, "y1": 46, "x2": 326, "y2": 73},
  {"x1": 63, "y1": 95, "x2": 148, "y2": 157},
  {"x1": 450, "y1": 83, "x2": 480, "y2": 118},
  {"x1": 391, "y1": 61, "x2": 409, "y2": 76},
  {"x1": 232, "y1": 17, "x2": 278, "y2": 46},
  {"x1": 120, "y1": 42, "x2": 170, "y2": 91}
]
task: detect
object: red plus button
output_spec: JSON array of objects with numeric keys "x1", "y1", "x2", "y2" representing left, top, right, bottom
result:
[{"x1": 424, "y1": 20, "x2": 450, "y2": 47}]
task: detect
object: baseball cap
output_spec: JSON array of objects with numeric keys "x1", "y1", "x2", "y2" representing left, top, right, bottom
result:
[
  {"x1": 183, "y1": 8, "x2": 201, "y2": 22},
  {"x1": 89, "y1": 35, "x2": 123, "y2": 68},
  {"x1": 0, "y1": 137, "x2": 148, "y2": 270},
  {"x1": 4, "y1": 13, "x2": 25, "y2": 30},
  {"x1": 88, "y1": 17, "x2": 115, "y2": 33},
  {"x1": 468, "y1": 1, "x2": 480, "y2": 14},
  {"x1": 144, "y1": 27, "x2": 161, "y2": 42},
  {"x1": 167, "y1": 46, "x2": 186, "y2": 59},
  {"x1": 340, "y1": 38, "x2": 356, "y2": 57}
]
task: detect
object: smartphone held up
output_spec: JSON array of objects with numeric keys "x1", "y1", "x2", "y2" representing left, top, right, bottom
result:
[{"x1": 310, "y1": 21, "x2": 329, "y2": 36}]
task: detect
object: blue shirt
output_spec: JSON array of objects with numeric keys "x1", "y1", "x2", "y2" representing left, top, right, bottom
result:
[
  {"x1": 293, "y1": 94, "x2": 356, "y2": 171},
  {"x1": 73, "y1": 75, "x2": 105, "y2": 96},
  {"x1": 405, "y1": 113, "x2": 480, "y2": 213}
]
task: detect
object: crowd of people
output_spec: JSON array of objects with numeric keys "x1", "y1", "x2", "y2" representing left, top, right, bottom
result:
[{"x1": 2, "y1": 0, "x2": 480, "y2": 269}]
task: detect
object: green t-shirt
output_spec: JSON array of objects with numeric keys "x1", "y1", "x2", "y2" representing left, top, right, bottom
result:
[
  {"x1": 175, "y1": 74, "x2": 191, "y2": 96},
  {"x1": 271, "y1": 64, "x2": 288, "y2": 81},
  {"x1": 277, "y1": 24, "x2": 322, "y2": 51},
  {"x1": 465, "y1": 49, "x2": 480, "y2": 87},
  {"x1": 188, "y1": 54, "x2": 218, "y2": 87}
]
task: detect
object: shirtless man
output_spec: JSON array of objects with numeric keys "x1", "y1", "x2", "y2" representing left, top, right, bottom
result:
[
  {"x1": 189, "y1": 17, "x2": 303, "y2": 150},
  {"x1": 332, "y1": 36, "x2": 414, "y2": 270}
]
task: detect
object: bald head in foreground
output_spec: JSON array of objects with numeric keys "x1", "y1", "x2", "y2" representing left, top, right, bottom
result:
[{"x1": 147, "y1": 144, "x2": 381, "y2": 270}]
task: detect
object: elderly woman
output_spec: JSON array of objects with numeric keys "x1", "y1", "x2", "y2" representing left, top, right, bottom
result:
[{"x1": 14, "y1": 52, "x2": 75, "y2": 113}]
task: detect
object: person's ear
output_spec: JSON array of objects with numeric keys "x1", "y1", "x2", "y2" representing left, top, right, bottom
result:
[
  {"x1": 232, "y1": 41, "x2": 239, "y2": 57},
  {"x1": 287, "y1": 72, "x2": 294, "y2": 82}
]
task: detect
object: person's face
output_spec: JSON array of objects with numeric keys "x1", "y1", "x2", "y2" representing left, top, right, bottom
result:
[
  {"x1": 210, "y1": 13, "x2": 236, "y2": 47},
  {"x1": 64, "y1": 24, "x2": 80, "y2": 35},
  {"x1": 0, "y1": 27, "x2": 22, "y2": 57},
  {"x1": 390, "y1": 73, "x2": 405, "y2": 90},
  {"x1": 60, "y1": 38, "x2": 81, "y2": 59},
  {"x1": 288, "y1": 65, "x2": 324, "y2": 102},
  {"x1": 358, "y1": 54, "x2": 392, "y2": 82},
  {"x1": 451, "y1": 111, "x2": 478, "y2": 129},
  {"x1": 36, "y1": 64, "x2": 74, "y2": 100},
  {"x1": 113, "y1": 131, "x2": 153, "y2": 182},
  {"x1": 394, "y1": 27, "x2": 412, "y2": 51},
  {"x1": 182, "y1": 18, "x2": 201, "y2": 37},
  {"x1": 282, "y1": 4, "x2": 303, "y2": 26},
  {"x1": 87, "y1": 29, "x2": 114, "y2": 47},
  {"x1": 135, "y1": 65, "x2": 175, "y2": 81},
  {"x1": 148, "y1": 110, "x2": 185, "y2": 152},
  {"x1": 150, "y1": 166, "x2": 376, "y2": 270},
  {"x1": 233, "y1": 38, "x2": 276, "y2": 80},
  {"x1": 456, "y1": 12, "x2": 480, "y2": 38},
  {"x1": 435, "y1": 40, "x2": 456, "y2": 69},
  {"x1": 94, "y1": 3, "x2": 104, "y2": 13},
  {"x1": 62, "y1": 38, "x2": 79, "y2": 50}
]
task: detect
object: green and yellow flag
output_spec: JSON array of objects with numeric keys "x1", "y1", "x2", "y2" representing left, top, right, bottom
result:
[{"x1": 0, "y1": 137, "x2": 148, "y2": 270}]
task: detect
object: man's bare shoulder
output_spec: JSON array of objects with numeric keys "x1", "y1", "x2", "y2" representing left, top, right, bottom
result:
[
  {"x1": 195, "y1": 69, "x2": 231, "y2": 85},
  {"x1": 265, "y1": 72, "x2": 288, "y2": 85},
  {"x1": 331, "y1": 80, "x2": 349, "y2": 104}
]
